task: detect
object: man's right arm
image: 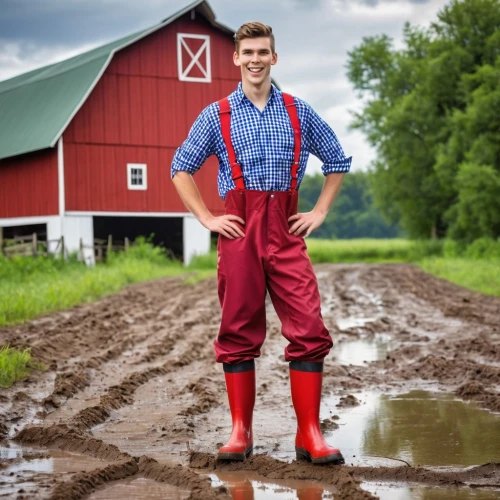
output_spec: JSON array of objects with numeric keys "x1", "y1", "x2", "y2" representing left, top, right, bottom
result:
[{"x1": 171, "y1": 106, "x2": 245, "y2": 239}]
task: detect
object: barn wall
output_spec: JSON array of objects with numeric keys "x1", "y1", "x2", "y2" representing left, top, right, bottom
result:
[
  {"x1": 0, "y1": 148, "x2": 58, "y2": 218},
  {"x1": 64, "y1": 14, "x2": 238, "y2": 216}
]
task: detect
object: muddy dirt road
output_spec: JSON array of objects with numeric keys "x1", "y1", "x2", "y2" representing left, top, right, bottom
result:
[{"x1": 1, "y1": 263, "x2": 500, "y2": 499}]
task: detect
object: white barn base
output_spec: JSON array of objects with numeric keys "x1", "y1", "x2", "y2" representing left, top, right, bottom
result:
[
  {"x1": 183, "y1": 216, "x2": 210, "y2": 265},
  {"x1": 0, "y1": 213, "x2": 209, "y2": 267}
]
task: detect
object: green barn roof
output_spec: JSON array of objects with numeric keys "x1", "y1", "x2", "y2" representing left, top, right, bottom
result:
[{"x1": 0, "y1": 0, "x2": 232, "y2": 161}]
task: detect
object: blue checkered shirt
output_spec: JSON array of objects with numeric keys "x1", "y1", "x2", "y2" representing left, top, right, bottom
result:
[{"x1": 171, "y1": 82, "x2": 352, "y2": 200}]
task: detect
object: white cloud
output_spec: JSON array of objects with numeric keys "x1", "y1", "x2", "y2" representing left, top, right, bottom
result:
[{"x1": 0, "y1": 40, "x2": 102, "y2": 81}]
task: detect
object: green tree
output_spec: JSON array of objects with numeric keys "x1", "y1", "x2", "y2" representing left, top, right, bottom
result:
[{"x1": 347, "y1": 0, "x2": 500, "y2": 241}]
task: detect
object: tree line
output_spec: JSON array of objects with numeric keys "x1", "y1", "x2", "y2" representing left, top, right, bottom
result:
[
  {"x1": 345, "y1": 0, "x2": 500, "y2": 241},
  {"x1": 299, "y1": 171, "x2": 402, "y2": 239}
]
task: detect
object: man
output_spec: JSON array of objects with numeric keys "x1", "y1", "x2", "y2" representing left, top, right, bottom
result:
[{"x1": 171, "y1": 22, "x2": 351, "y2": 465}]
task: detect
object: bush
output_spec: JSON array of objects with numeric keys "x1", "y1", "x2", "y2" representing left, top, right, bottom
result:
[
  {"x1": 443, "y1": 239, "x2": 466, "y2": 258},
  {"x1": 0, "y1": 345, "x2": 44, "y2": 388},
  {"x1": 405, "y1": 239, "x2": 443, "y2": 261},
  {"x1": 464, "y1": 237, "x2": 500, "y2": 260},
  {"x1": 188, "y1": 251, "x2": 218, "y2": 269},
  {"x1": 0, "y1": 253, "x2": 79, "y2": 282},
  {"x1": 107, "y1": 236, "x2": 179, "y2": 267}
]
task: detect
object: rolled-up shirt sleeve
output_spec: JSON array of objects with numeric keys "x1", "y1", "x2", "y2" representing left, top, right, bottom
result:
[
  {"x1": 171, "y1": 106, "x2": 215, "y2": 178},
  {"x1": 304, "y1": 102, "x2": 352, "y2": 175}
]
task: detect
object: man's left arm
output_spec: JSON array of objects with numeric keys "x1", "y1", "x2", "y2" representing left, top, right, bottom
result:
[{"x1": 288, "y1": 104, "x2": 352, "y2": 237}]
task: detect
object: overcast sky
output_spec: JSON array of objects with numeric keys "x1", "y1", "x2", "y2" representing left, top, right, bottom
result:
[{"x1": 0, "y1": 0, "x2": 450, "y2": 173}]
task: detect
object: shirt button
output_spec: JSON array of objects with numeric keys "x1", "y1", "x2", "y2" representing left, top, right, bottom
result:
[{"x1": 270, "y1": 194, "x2": 274, "y2": 198}]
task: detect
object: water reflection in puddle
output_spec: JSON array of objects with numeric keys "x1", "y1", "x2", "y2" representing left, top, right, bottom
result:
[
  {"x1": 210, "y1": 471, "x2": 336, "y2": 499},
  {"x1": 210, "y1": 471, "x2": 499, "y2": 500},
  {"x1": 0, "y1": 445, "x2": 106, "y2": 477},
  {"x1": 322, "y1": 391, "x2": 500, "y2": 467},
  {"x1": 336, "y1": 317, "x2": 378, "y2": 330},
  {"x1": 363, "y1": 482, "x2": 500, "y2": 500},
  {"x1": 332, "y1": 334, "x2": 397, "y2": 366}
]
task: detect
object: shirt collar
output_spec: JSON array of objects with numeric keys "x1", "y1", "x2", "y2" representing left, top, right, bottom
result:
[{"x1": 234, "y1": 81, "x2": 279, "y2": 107}]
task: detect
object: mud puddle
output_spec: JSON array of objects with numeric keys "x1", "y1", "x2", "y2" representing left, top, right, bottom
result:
[
  {"x1": 316, "y1": 390, "x2": 500, "y2": 467},
  {"x1": 88, "y1": 476, "x2": 190, "y2": 499},
  {"x1": 363, "y1": 482, "x2": 500, "y2": 499},
  {"x1": 0, "y1": 445, "x2": 108, "y2": 497},
  {"x1": 210, "y1": 471, "x2": 337, "y2": 499},
  {"x1": 332, "y1": 334, "x2": 398, "y2": 366},
  {"x1": 0, "y1": 445, "x2": 105, "y2": 471}
]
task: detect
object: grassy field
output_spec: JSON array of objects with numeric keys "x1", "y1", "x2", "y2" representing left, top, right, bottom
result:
[
  {"x1": 418, "y1": 258, "x2": 500, "y2": 297},
  {"x1": 2, "y1": 237, "x2": 498, "y2": 328},
  {"x1": 305, "y1": 237, "x2": 500, "y2": 296},
  {"x1": 189, "y1": 237, "x2": 500, "y2": 297},
  {"x1": 304, "y1": 238, "x2": 443, "y2": 263},
  {"x1": 0, "y1": 238, "x2": 210, "y2": 326},
  {"x1": 1, "y1": 237, "x2": 498, "y2": 386}
]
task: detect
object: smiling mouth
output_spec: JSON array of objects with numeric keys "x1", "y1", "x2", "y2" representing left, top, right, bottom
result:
[{"x1": 248, "y1": 67, "x2": 264, "y2": 74}]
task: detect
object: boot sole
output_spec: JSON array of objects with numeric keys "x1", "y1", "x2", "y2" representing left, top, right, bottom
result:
[
  {"x1": 217, "y1": 445, "x2": 253, "y2": 461},
  {"x1": 295, "y1": 446, "x2": 345, "y2": 465}
]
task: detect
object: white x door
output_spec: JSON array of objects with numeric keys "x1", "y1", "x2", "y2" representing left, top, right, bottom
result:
[{"x1": 177, "y1": 33, "x2": 211, "y2": 83}]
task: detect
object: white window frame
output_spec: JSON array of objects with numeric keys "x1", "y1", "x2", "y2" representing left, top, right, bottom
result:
[
  {"x1": 127, "y1": 163, "x2": 147, "y2": 191},
  {"x1": 177, "y1": 33, "x2": 211, "y2": 83}
]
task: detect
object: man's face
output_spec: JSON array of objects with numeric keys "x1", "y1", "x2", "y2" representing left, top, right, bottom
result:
[{"x1": 233, "y1": 37, "x2": 278, "y2": 87}]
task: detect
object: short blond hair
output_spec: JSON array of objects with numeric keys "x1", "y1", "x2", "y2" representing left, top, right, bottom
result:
[{"x1": 234, "y1": 22, "x2": 275, "y2": 54}]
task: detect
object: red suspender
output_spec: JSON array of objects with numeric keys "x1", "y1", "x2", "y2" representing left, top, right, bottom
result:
[
  {"x1": 282, "y1": 92, "x2": 301, "y2": 192},
  {"x1": 218, "y1": 97, "x2": 245, "y2": 190},
  {"x1": 218, "y1": 93, "x2": 302, "y2": 192}
]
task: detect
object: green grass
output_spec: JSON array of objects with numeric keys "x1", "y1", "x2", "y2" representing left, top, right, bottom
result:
[
  {"x1": 305, "y1": 238, "x2": 446, "y2": 264},
  {"x1": 0, "y1": 238, "x2": 209, "y2": 326},
  {"x1": 305, "y1": 238, "x2": 413, "y2": 263},
  {"x1": 418, "y1": 258, "x2": 500, "y2": 296},
  {"x1": 187, "y1": 238, "x2": 430, "y2": 268},
  {"x1": 187, "y1": 251, "x2": 218, "y2": 270},
  {"x1": 186, "y1": 238, "x2": 500, "y2": 297},
  {"x1": 0, "y1": 346, "x2": 44, "y2": 388},
  {"x1": 1, "y1": 237, "x2": 498, "y2": 327}
]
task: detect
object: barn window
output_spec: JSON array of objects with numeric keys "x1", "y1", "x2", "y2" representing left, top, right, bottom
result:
[
  {"x1": 127, "y1": 163, "x2": 147, "y2": 190},
  {"x1": 177, "y1": 33, "x2": 211, "y2": 83}
]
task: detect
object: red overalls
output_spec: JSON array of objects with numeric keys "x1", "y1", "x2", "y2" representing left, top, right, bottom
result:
[{"x1": 213, "y1": 93, "x2": 333, "y2": 365}]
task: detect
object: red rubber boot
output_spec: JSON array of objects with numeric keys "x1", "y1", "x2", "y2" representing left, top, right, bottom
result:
[
  {"x1": 217, "y1": 360, "x2": 255, "y2": 461},
  {"x1": 289, "y1": 361, "x2": 344, "y2": 464}
]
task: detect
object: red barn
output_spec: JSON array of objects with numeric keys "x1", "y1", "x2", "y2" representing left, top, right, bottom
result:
[{"x1": 0, "y1": 0, "x2": 243, "y2": 264}]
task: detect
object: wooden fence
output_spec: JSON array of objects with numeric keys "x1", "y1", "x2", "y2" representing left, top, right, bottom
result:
[
  {"x1": 0, "y1": 232, "x2": 64, "y2": 258},
  {"x1": 80, "y1": 236, "x2": 131, "y2": 262},
  {"x1": 0, "y1": 232, "x2": 131, "y2": 263}
]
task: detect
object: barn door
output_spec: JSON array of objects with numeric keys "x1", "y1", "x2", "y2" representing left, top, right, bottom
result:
[{"x1": 177, "y1": 33, "x2": 211, "y2": 83}]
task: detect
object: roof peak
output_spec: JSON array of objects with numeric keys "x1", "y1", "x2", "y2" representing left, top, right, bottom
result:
[
  {"x1": 0, "y1": 0, "x2": 225, "y2": 96},
  {"x1": 0, "y1": 0, "x2": 236, "y2": 160}
]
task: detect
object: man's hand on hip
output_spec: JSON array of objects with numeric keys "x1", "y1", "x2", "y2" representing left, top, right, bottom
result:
[
  {"x1": 203, "y1": 214, "x2": 246, "y2": 239},
  {"x1": 288, "y1": 209, "x2": 327, "y2": 238}
]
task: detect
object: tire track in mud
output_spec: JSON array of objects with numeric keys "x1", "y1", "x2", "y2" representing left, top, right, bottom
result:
[
  {"x1": 190, "y1": 453, "x2": 500, "y2": 497},
  {"x1": 2, "y1": 264, "x2": 500, "y2": 499},
  {"x1": 191, "y1": 452, "x2": 376, "y2": 500},
  {"x1": 7, "y1": 278, "x2": 227, "y2": 498},
  {"x1": 0, "y1": 278, "x2": 195, "y2": 430}
]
